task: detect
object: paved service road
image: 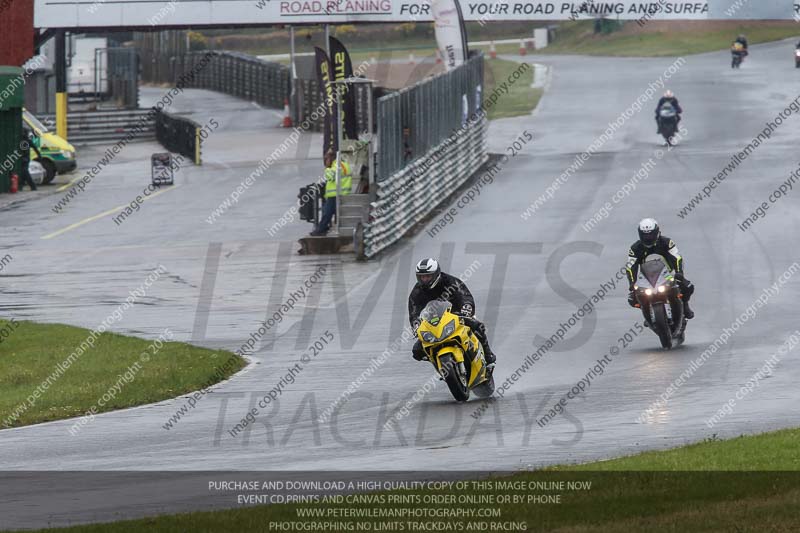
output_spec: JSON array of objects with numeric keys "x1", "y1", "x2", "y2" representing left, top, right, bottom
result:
[{"x1": 1, "y1": 40, "x2": 799, "y2": 528}]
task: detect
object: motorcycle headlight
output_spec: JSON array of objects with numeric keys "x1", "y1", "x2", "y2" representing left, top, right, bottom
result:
[
  {"x1": 657, "y1": 285, "x2": 666, "y2": 293},
  {"x1": 421, "y1": 331, "x2": 436, "y2": 343},
  {"x1": 61, "y1": 150, "x2": 74, "y2": 159},
  {"x1": 441, "y1": 320, "x2": 456, "y2": 338},
  {"x1": 644, "y1": 288, "x2": 653, "y2": 296}
]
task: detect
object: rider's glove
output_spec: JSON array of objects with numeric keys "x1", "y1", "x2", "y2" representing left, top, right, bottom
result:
[{"x1": 627, "y1": 290, "x2": 637, "y2": 308}]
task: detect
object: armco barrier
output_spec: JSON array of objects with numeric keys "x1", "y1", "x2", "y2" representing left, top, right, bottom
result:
[
  {"x1": 155, "y1": 110, "x2": 201, "y2": 165},
  {"x1": 363, "y1": 116, "x2": 487, "y2": 258},
  {"x1": 170, "y1": 51, "x2": 289, "y2": 110}
]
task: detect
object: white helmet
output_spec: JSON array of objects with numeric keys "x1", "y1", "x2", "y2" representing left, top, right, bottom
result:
[
  {"x1": 638, "y1": 218, "x2": 660, "y2": 248},
  {"x1": 415, "y1": 258, "x2": 441, "y2": 290},
  {"x1": 664, "y1": 90, "x2": 674, "y2": 98}
]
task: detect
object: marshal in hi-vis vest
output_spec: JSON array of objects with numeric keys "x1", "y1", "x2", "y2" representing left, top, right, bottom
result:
[{"x1": 324, "y1": 160, "x2": 353, "y2": 198}]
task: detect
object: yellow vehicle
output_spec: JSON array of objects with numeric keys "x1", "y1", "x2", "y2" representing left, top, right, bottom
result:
[
  {"x1": 23, "y1": 109, "x2": 77, "y2": 184},
  {"x1": 416, "y1": 300, "x2": 495, "y2": 402}
]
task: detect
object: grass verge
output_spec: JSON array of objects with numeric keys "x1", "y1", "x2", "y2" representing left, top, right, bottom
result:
[
  {"x1": 0, "y1": 319, "x2": 245, "y2": 428},
  {"x1": 273, "y1": 53, "x2": 542, "y2": 119},
  {"x1": 525, "y1": 20, "x2": 800, "y2": 57},
  {"x1": 485, "y1": 58, "x2": 542, "y2": 119},
  {"x1": 21, "y1": 428, "x2": 800, "y2": 532},
  {"x1": 233, "y1": 21, "x2": 800, "y2": 60}
]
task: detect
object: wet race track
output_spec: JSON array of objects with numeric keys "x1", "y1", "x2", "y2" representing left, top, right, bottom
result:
[{"x1": 1, "y1": 40, "x2": 800, "y2": 527}]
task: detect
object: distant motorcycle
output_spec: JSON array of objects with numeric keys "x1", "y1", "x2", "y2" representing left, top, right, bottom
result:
[
  {"x1": 731, "y1": 43, "x2": 747, "y2": 68},
  {"x1": 632, "y1": 256, "x2": 687, "y2": 350},
  {"x1": 657, "y1": 103, "x2": 679, "y2": 146},
  {"x1": 795, "y1": 48, "x2": 800, "y2": 68}
]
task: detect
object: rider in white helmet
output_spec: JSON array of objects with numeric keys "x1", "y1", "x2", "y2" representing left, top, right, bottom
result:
[
  {"x1": 626, "y1": 218, "x2": 694, "y2": 320},
  {"x1": 655, "y1": 90, "x2": 682, "y2": 134}
]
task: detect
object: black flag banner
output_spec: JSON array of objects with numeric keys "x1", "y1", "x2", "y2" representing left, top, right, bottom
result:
[
  {"x1": 314, "y1": 46, "x2": 337, "y2": 156},
  {"x1": 329, "y1": 36, "x2": 358, "y2": 141}
]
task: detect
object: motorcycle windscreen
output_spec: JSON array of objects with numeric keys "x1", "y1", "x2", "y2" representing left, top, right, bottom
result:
[
  {"x1": 639, "y1": 255, "x2": 670, "y2": 289},
  {"x1": 420, "y1": 300, "x2": 451, "y2": 326}
]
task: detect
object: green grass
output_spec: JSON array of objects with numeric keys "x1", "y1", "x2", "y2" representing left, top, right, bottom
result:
[
  {"x1": 560, "y1": 429, "x2": 800, "y2": 471},
  {"x1": 270, "y1": 53, "x2": 542, "y2": 119},
  {"x1": 0, "y1": 319, "x2": 245, "y2": 428},
  {"x1": 20, "y1": 428, "x2": 800, "y2": 532},
  {"x1": 483, "y1": 57, "x2": 542, "y2": 119},
  {"x1": 527, "y1": 20, "x2": 800, "y2": 57}
]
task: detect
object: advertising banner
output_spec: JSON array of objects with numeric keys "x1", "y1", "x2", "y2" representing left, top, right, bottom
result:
[{"x1": 35, "y1": 1, "x2": 800, "y2": 29}]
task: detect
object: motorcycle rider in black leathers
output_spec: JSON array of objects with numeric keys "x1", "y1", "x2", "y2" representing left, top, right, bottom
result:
[
  {"x1": 408, "y1": 258, "x2": 496, "y2": 366},
  {"x1": 626, "y1": 218, "x2": 694, "y2": 321},
  {"x1": 655, "y1": 90, "x2": 682, "y2": 135}
]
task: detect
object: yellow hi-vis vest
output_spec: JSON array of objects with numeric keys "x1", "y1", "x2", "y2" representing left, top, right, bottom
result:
[{"x1": 324, "y1": 160, "x2": 352, "y2": 198}]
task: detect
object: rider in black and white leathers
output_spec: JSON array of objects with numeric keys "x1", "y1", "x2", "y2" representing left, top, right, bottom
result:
[{"x1": 626, "y1": 219, "x2": 695, "y2": 320}]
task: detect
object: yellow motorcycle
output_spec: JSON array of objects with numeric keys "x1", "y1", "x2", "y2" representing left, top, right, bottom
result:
[{"x1": 416, "y1": 301, "x2": 495, "y2": 402}]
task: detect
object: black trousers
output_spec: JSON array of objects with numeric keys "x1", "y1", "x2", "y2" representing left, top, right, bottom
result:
[
  {"x1": 462, "y1": 316, "x2": 493, "y2": 357},
  {"x1": 675, "y1": 274, "x2": 694, "y2": 302},
  {"x1": 19, "y1": 166, "x2": 37, "y2": 190}
]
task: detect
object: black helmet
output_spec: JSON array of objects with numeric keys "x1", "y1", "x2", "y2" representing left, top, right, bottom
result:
[
  {"x1": 638, "y1": 218, "x2": 660, "y2": 248},
  {"x1": 415, "y1": 258, "x2": 441, "y2": 290}
]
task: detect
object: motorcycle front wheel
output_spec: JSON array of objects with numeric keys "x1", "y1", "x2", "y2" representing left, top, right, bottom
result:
[
  {"x1": 440, "y1": 356, "x2": 470, "y2": 402},
  {"x1": 652, "y1": 304, "x2": 673, "y2": 350}
]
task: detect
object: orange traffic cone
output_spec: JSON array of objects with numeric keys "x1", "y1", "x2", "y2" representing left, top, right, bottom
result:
[
  {"x1": 282, "y1": 99, "x2": 292, "y2": 127},
  {"x1": 519, "y1": 39, "x2": 526, "y2": 56},
  {"x1": 489, "y1": 41, "x2": 497, "y2": 59}
]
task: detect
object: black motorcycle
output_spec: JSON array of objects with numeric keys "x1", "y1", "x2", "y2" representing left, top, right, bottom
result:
[
  {"x1": 633, "y1": 256, "x2": 687, "y2": 350},
  {"x1": 657, "y1": 103, "x2": 679, "y2": 146}
]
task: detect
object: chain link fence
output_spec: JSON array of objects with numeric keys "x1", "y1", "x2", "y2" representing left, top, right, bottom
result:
[
  {"x1": 363, "y1": 54, "x2": 488, "y2": 258},
  {"x1": 103, "y1": 47, "x2": 139, "y2": 109},
  {"x1": 135, "y1": 31, "x2": 188, "y2": 85},
  {"x1": 377, "y1": 53, "x2": 484, "y2": 182},
  {"x1": 169, "y1": 51, "x2": 289, "y2": 110}
]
